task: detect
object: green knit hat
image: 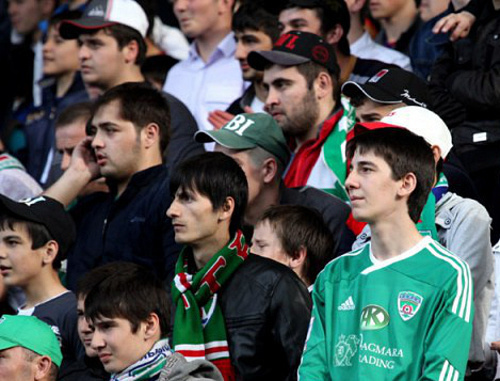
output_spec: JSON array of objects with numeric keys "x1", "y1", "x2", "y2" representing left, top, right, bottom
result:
[
  {"x1": 0, "y1": 315, "x2": 63, "y2": 367},
  {"x1": 195, "y1": 113, "x2": 291, "y2": 167}
]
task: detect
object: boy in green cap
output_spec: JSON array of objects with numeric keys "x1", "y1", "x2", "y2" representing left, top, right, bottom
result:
[{"x1": 0, "y1": 314, "x2": 63, "y2": 381}]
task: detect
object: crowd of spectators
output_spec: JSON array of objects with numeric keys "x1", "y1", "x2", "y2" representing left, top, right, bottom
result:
[{"x1": 0, "y1": 0, "x2": 499, "y2": 380}]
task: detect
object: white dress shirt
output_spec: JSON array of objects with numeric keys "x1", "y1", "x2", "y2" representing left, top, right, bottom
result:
[
  {"x1": 351, "y1": 32, "x2": 413, "y2": 72},
  {"x1": 164, "y1": 32, "x2": 246, "y2": 136}
]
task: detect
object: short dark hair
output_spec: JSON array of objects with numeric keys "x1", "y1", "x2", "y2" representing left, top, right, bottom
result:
[
  {"x1": 170, "y1": 152, "x2": 248, "y2": 235},
  {"x1": 141, "y1": 55, "x2": 179, "y2": 87},
  {"x1": 84, "y1": 262, "x2": 170, "y2": 337},
  {"x1": 91, "y1": 82, "x2": 170, "y2": 154},
  {"x1": 284, "y1": 0, "x2": 351, "y2": 55},
  {"x1": 76, "y1": 262, "x2": 117, "y2": 299},
  {"x1": 48, "y1": 10, "x2": 83, "y2": 30},
  {"x1": 259, "y1": 205, "x2": 334, "y2": 285},
  {"x1": 0, "y1": 216, "x2": 62, "y2": 269},
  {"x1": 55, "y1": 102, "x2": 93, "y2": 129},
  {"x1": 295, "y1": 61, "x2": 340, "y2": 102},
  {"x1": 233, "y1": 3, "x2": 281, "y2": 43},
  {"x1": 85, "y1": 24, "x2": 146, "y2": 65},
  {"x1": 346, "y1": 91, "x2": 367, "y2": 108},
  {"x1": 346, "y1": 128, "x2": 435, "y2": 223}
]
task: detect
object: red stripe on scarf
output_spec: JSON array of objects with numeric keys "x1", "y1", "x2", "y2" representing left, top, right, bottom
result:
[
  {"x1": 284, "y1": 108, "x2": 344, "y2": 188},
  {"x1": 228, "y1": 230, "x2": 249, "y2": 259},
  {"x1": 206, "y1": 345, "x2": 229, "y2": 354},
  {"x1": 178, "y1": 272, "x2": 191, "y2": 291},
  {"x1": 178, "y1": 349, "x2": 205, "y2": 357},
  {"x1": 180, "y1": 294, "x2": 190, "y2": 309},
  {"x1": 213, "y1": 359, "x2": 236, "y2": 381}
]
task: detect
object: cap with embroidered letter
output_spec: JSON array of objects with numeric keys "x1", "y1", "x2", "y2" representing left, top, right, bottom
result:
[
  {"x1": 0, "y1": 315, "x2": 63, "y2": 367},
  {"x1": 195, "y1": 113, "x2": 291, "y2": 167},
  {"x1": 59, "y1": 0, "x2": 149, "y2": 39},
  {"x1": 248, "y1": 31, "x2": 339, "y2": 78}
]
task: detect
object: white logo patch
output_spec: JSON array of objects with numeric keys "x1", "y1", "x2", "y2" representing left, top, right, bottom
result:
[{"x1": 338, "y1": 296, "x2": 355, "y2": 311}]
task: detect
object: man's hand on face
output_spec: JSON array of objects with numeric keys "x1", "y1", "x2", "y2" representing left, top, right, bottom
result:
[
  {"x1": 70, "y1": 136, "x2": 101, "y2": 181},
  {"x1": 208, "y1": 110, "x2": 235, "y2": 130}
]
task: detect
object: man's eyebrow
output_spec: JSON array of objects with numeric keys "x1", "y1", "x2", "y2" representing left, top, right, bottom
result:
[
  {"x1": 355, "y1": 160, "x2": 377, "y2": 167},
  {"x1": 96, "y1": 121, "x2": 119, "y2": 129}
]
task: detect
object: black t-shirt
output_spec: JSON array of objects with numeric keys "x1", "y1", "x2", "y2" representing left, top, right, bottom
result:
[{"x1": 18, "y1": 291, "x2": 85, "y2": 380}]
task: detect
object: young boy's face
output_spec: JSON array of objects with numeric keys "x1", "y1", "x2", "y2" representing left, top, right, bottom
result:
[
  {"x1": 345, "y1": 149, "x2": 403, "y2": 224},
  {"x1": 77, "y1": 296, "x2": 97, "y2": 358},
  {"x1": 0, "y1": 223, "x2": 45, "y2": 287},
  {"x1": 90, "y1": 316, "x2": 153, "y2": 374},
  {"x1": 252, "y1": 220, "x2": 290, "y2": 267}
]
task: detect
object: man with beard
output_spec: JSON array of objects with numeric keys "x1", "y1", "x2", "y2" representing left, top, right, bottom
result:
[{"x1": 248, "y1": 31, "x2": 356, "y2": 202}]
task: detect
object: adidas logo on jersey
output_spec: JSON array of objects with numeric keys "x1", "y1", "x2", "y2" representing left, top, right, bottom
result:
[{"x1": 338, "y1": 296, "x2": 355, "y2": 311}]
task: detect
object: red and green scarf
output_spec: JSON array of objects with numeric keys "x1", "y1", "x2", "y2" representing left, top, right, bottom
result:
[{"x1": 172, "y1": 230, "x2": 249, "y2": 381}]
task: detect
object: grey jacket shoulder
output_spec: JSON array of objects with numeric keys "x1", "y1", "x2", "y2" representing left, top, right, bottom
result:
[
  {"x1": 159, "y1": 353, "x2": 223, "y2": 381},
  {"x1": 435, "y1": 192, "x2": 494, "y2": 365},
  {"x1": 163, "y1": 92, "x2": 205, "y2": 168}
]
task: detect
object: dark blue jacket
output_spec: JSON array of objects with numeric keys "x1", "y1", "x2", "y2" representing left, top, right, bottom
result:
[
  {"x1": 67, "y1": 164, "x2": 181, "y2": 290},
  {"x1": 24, "y1": 72, "x2": 88, "y2": 187}
]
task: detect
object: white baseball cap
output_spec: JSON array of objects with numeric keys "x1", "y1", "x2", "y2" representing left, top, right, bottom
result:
[
  {"x1": 381, "y1": 106, "x2": 453, "y2": 159},
  {"x1": 60, "y1": 0, "x2": 149, "y2": 39}
]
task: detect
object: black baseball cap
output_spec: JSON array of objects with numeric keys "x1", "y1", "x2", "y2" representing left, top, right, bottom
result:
[
  {"x1": 341, "y1": 68, "x2": 430, "y2": 108},
  {"x1": 0, "y1": 195, "x2": 76, "y2": 257},
  {"x1": 248, "y1": 31, "x2": 339, "y2": 77}
]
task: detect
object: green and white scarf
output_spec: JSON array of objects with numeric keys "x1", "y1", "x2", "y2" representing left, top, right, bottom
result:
[
  {"x1": 172, "y1": 230, "x2": 249, "y2": 381},
  {"x1": 416, "y1": 173, "x2": 449, "y2": 240},
  {"x1": 110, "y1": 339, "x2": 172, "y2": 381},
  {"x1": 0, "y1": 153, "x2": 26, "y2": 171}
]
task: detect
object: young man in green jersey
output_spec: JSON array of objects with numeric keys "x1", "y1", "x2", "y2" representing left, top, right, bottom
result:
[{"x1": 298, "y1": 127, "x2": 473, "y2": 380}]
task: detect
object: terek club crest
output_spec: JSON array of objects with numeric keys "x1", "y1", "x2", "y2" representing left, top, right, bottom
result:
[{"x1": 398, "y1": 291, "x2": 423, "y2": 321}]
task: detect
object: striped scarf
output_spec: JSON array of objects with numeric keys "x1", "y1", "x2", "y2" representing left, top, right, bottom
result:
[
  {"x1": 0, "y1": 153, "x2": 26, "y2": 171},
  {"x1": 172, "y1": 230, "x2": 249, "y2": 381},
  {"x1": 110, "y1": 339, "x2": 172, "y2": 381},
  {"x1": 284, "y1": 96, "x2": 356, "y2": 202}
]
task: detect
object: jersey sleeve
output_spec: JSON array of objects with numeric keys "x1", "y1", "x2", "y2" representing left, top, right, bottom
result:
[
  {"x1": 419, "y1": 261, "x2": 474, "y2": 380},
  {"x1": 298, "y1": 270, "x2": 330, "y2": 381}
]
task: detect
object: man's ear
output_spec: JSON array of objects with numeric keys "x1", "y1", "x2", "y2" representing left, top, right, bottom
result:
[
  {"x1": 398, "y1": 172, "x2": 417, "y2": 198},
  {"x1": 314, "y1": 72, "x2": 333, "y2": 100},
  {"x1": 123, "y1": 39, "x2": 139, "y2": 64},
  {"x1": 142, "y1": 123, "x2": 160, "y2": 149},
  {"x1": 33, "y1": 356, "x2": 52, "y2": 380},
  {"x1": 289, "y1": 246, "x2": 307, "y2": 275},
  {"x1": 42, "y1": 240, "x2": 59, "y2": 266},
  {"x1": 262, "y1": 158, "x2": 278, "y2": 185},
  {"x1": 143, "y1": 312, "x2": 161, "y2": 341},
  {"x1": 218, "y1": 197, "x2": 235, "y2": 223},
  {"x1": 325, "y1": 24, "x2": 344, "y2": 45},
  {"x1": 431, "y1": 146, "x2": 441, "y2": 165}
]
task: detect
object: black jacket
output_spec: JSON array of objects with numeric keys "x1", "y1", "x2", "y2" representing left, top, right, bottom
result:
[
  {"x1": 218, "y1": 254, "x2": 312, "y2": 381},
  {"x1": 429, "y1": 11, "x2": 500, "y2": 169},
  {"x1": 67, "y1": 165, "x2": 181, "y2": 290}
]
